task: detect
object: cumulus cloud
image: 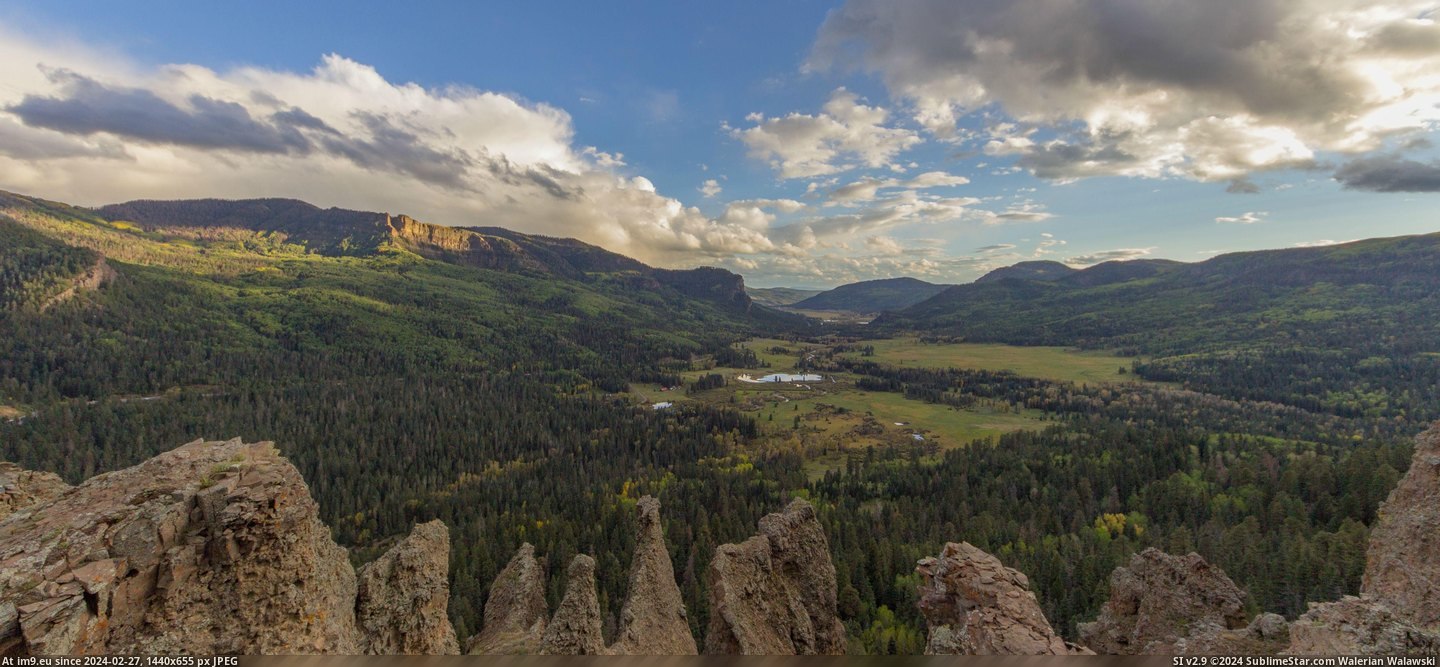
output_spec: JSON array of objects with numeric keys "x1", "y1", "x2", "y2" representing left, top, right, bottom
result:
[
  {"x1": 1216, "y1": 211, "x2": 1268, "y2": 224},
  {"x1": 1066, "y1": 247, "x2": 1155, "y2": 266},
  {"x1": 810, "y1": 0, "x2": 1440, "y2": 183},
  {"x1": 0, "y1": 32, "x2": 785, "y2": 266},
  {"x1": 730, "y1": 88, "x2": 922, "y2": 179},
  {"x1": 699, "y1": 178, "x2": 722, "y2": 198},
  {"x1": 1334, "y1": 154, "x2": 1440, "y2": 192}
]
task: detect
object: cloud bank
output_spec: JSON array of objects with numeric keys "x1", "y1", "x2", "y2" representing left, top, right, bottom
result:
[{"x1": 810, "y1": 0, "x2": 1440, "y2": 184}]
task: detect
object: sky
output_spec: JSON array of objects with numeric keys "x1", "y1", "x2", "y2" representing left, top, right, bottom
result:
[{"x1": 0, "y1": 1, "x2": 1438, "y2": 288}]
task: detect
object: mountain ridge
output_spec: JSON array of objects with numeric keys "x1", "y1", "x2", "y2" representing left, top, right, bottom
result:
[{"x1": 791, "y1": 277, "x2": 951, "y2": 313}]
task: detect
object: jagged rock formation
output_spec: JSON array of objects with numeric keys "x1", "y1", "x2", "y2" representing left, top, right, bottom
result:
[
  {"x1": 466, "y1": 543, "x2": 549, "y2": 654},
  {"x1": 704, "y1": 498, "x2": 845, "y2": 655},
  {"x1": 1287, "y1": 422, "x2": 1440, "y2": 655},
  {"x1": 355, "y1": 520, "x2": 460, "y2": 655},
  {"x1": 915, "y1": 542, "x2": 1075, "y2": 655},
  {"x1": 608, "y1": 496, "x2": 698, "y2": 655},
  {"x1": 1079, "y1": 549, "x2": 1251, "y2": 654},
  {"x1": 539, "y1": 555, "x2": 605, "y2": 655},
  {"x1": 0, "y1": 438, "x2": 458, "y2": 656},
  {"x1": 1361, "y1": 423, "x2": 1440, "y2": 629},
  {"x1": 0, "y1": 462, "x2": 69, "y2": 521}
]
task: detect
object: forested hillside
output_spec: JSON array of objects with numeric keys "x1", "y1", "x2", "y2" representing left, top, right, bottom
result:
[
  {"x1": 880, "y1": 236, "x2": 1440, "y2": 422},
  {"x1": 0, "y1": 188, "x2": 1433, "y2": 653}
]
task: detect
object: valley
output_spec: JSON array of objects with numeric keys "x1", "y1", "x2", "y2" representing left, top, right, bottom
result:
[{"x1": 1, "y1": 188, "x2": 1436, "y2": 654}]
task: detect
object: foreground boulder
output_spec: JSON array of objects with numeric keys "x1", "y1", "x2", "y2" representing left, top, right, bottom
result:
[
  {"x1": 1079, "y1": 549, "x2": 1251, "y2": 654},
  {"x1": 0, "y1": 438, "x2": 457, "y2": 656},
  {"x1": 915, "y1": 542, "x2": 1076, "y2": 655},
  {"x1": 607, "y1": 496, "x2": 698, "y2": 655},
  {"x1": 466, "y1": 543, "x2": 548, "y2": 654},
  {"x1": 539, "y1": 555, "x2": 605, "y2": 655},
  {"x1": 356, "y1": 520, "x2": 460, "y2": 655},
  {"x1": 704, "y1": 498, "x2": 846, "y2": 655}
]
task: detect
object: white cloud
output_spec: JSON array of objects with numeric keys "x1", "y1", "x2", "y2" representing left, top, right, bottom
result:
[
  {"x1": 1293, "y1": 238, "x2": 1358, "y2": 248},
  {"x1": 699, "y1": 178, "x2": 722, "y2": 198},
  {"x1": 730, "y1": 88, "x2": 922, "y2": 179},
  {"x1": 1216, "y1": 211, "x2": 1269, "y2": 224},
  {"x1": 826, "y1": 170, "x2": 970, "y2": 204},
  {"x1": 0, "y1": 31, "x2": 783, "y2": 266},
  {"x1": 811, "y1": 0, "x2": 1440, "y2": 184}
]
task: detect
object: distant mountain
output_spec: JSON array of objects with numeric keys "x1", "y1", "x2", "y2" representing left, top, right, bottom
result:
[
  {"x1": 791, "y1": 277, "x2": 952, "y2": 312},
  {"x1": 882, "y1": 235, "x2": 1440, "y2": 350},
  {"x1": 747, "y1": 287, "x2": 823, "y2": 308},
  {"x1": 974, "y1": 260, "x2": 1078, "y2": 283},
  {"x1": 92, "y1": 196, "x2": 770, "y2": 316}
]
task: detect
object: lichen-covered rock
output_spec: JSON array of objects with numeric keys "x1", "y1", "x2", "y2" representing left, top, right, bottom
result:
[
  {"x1": 1361, "y1": 422, "x2": 1440, "y2": 629},
  {"x1": 608, "y1": 496, "x2": 697, "y2": 655},
  {"x1": 356, "y1": 520, "x2": 460, "y2": 655},
  {"x1": 467, "y1": 543, "x2": 548, "y2": 654},
  {"x1": 1287, "y1": 596, "x2": 1440, "y2": 655},
  {"x1": 0, "y1": 439, "x2": 361, "y2": 655},
  {"x1": 0, "y1": 462, "x2": 69, "y2": 522},
  {"x1": 704, "y1": 499, "x2": 845, "y2": 655},
  {"x1": 539, "y1": 555, "x2": 605, "y2": 655},
  {"x1": 1078, "y1": 549, "x2": 1249, "y2": 654},
  {"x1": 915, "y1": 542, "x2": 1072, "y2": 655}
]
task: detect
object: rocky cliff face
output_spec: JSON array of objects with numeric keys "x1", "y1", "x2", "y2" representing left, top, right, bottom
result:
[
  {"x1": 704, "y1": 499, "x2": 846, "y2": 655},
  {"x1": 1286, "y1": 422, "x2": 1440, "y2": 655},
  {"x1": 0, "y1": 438, "x2": 457, "y2": 656},
  {"x1": 1361, "y1": 423, "x2": 1440, "y2": 629},
  {"x1": 916, "y1": 542, "x2": 1076, "y2": 655}
]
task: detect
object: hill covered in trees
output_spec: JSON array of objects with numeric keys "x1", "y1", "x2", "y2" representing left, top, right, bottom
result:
[
  {"x1": 2, "y1": 188, "x2": 1435, "y2": 653},
  {"x1": 792, "y1": 277, "x2": 951, "y2": 313}
]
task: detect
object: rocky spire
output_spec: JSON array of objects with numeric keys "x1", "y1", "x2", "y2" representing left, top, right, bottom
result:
[
  {"x1": 356, "y1": 520, "x2": 460, "y2": 655},
  {"x1": 704, "y1": 498, "x2": 846, "y2": 655},
  {"x1": 539, "y1": 555, "x2": 605, "y2": 655},
  {"x1": 915, "y1": 542, "x2": 1075, "y2": 655},
  {"x1": 466, "y1": 543, "x2": 549, "y2": 654},
  {"x1": 607, "y1": 495, "x2": 698, "y2": 655}
]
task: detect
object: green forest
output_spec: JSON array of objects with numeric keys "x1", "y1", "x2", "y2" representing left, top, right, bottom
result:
[{"x1": 1, "y1": 190, "x2": 1435, "y2": 653}]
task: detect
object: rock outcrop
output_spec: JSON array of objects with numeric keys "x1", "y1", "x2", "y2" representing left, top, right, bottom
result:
[
  {"x1": 915, "y1": 542, "x2": 1074, "y2": 655},
  {"x1": 0, "y1": 438, "x2": 457, "y2": 656},
  {"x1": 356, "y1": 520, "x2": 460, "y2": 655},
  {"x1": 0, "y1": 462, "x2": 69, "y2": 521},
  {"x1": 608, "y1": 496, "x2": 698, "y2": 655},
  {"x1": 1361, "y1": 423, "x2": 1440, "y2": 629},
  {"x1": 1079, "y1": 548, "x2": 1250, "y2": 654},
  {"x1": 466, "y1": 543, "x2": 549, "y2": 654},
  {"x1": 704, "y1": 498, "x2": 846, "y2": 655},
  {"x1": 539, "y1": 555, "x2": 605, "y2": 655},
  {"x1": 1287, "y1": 422, "x2": 1440, "y2": 655}
]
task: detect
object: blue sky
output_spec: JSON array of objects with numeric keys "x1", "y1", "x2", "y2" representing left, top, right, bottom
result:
[{"x1": 1, "y1": 1, "x2": 1438, "y2": 287}]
